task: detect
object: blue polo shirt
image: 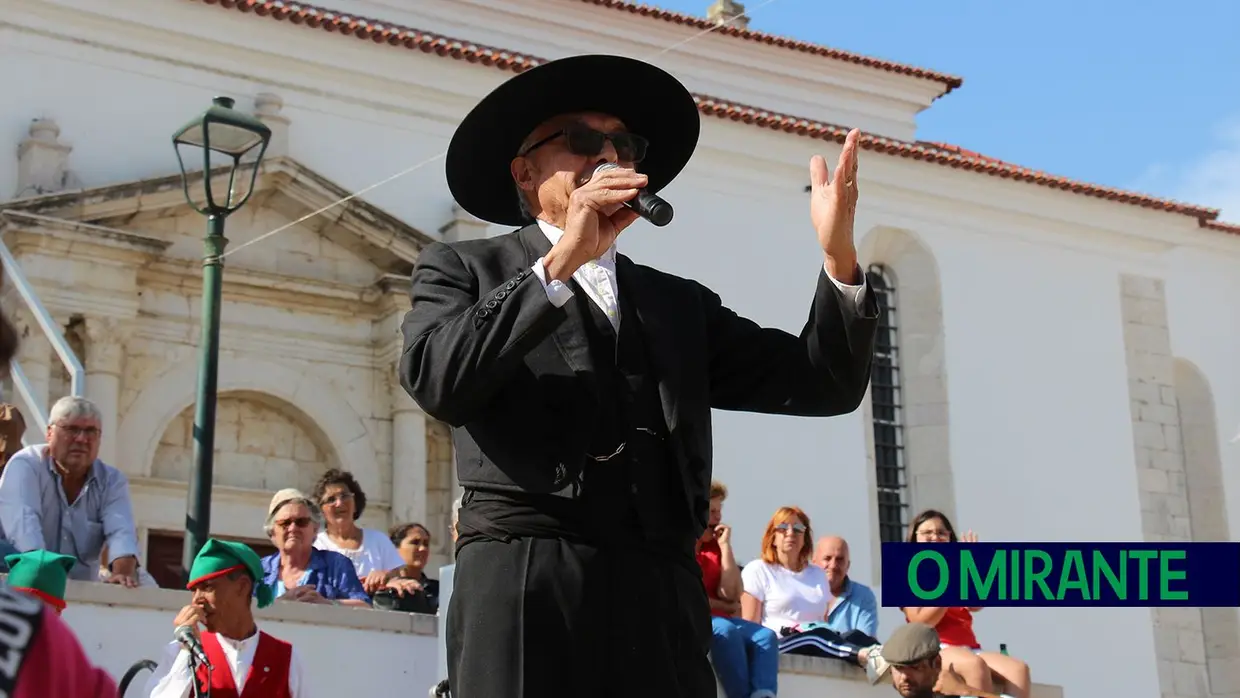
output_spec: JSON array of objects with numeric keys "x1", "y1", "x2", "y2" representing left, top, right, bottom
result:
[
  {"x1": 825, "y1": 577, "x2": 878, "y2": 638},
  {"x1": 259, "y1": 548, "x2": 371, "y2": 604}
]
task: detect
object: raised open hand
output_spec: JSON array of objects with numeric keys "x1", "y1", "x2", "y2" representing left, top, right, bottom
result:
[{"x1": 808, "y1": 128, "x2": 862, "y2": 281}]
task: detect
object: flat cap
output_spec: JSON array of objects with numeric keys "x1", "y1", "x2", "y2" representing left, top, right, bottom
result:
[{"x1": 883, "y1": 623, "x2": 941, "y2": 665}]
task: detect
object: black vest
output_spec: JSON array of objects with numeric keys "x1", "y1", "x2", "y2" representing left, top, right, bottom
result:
[
  {"x1": 571, "y1": 274, "x2": 693, "y2": 553},
  {"x1": 455, "y1": 271, "x2": 696, "y2": 558}
]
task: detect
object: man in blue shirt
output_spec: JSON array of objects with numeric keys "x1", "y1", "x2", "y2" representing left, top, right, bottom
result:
[{"x1": 813, "y1": 535, "x2": 878, "y2": 638}]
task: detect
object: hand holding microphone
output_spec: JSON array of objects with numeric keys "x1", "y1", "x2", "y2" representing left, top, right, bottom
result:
[
  {"x1": 172, "y1": 604, "x2": 212, "y2": 669},
  {"x1": 592, "y1": 163, "x2": 674, "y2": 228},
  {"x1": 542, "y1": 165, "x2": 649, "y2": 283}
]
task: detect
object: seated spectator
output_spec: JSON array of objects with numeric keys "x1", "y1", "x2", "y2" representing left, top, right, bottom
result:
[
  {"x1": 698, "y1": 481, "x2": 778, "y2": 698},
  {"x1": 813, "y1": 535, "x2": 878, "y2": 637},
  {"x1": 387, "y1": 522, "x2": 440, "y2": 613},
  {"x1": 311, "y1": 469, "x2": 420, "y2": 597},
  {"x1": 903, "y1": 509, "x2": 1032, "y2": 698},
  {"x1": 0, "y1": 403, "x2": 26, "y2": 471},
  {"x1": 5, "y1": 550, "x2": 76, "y2": 615},
  {"x1": 875, "y1": 622, "x2": 1004, "y2": 698},
  {"x1": 259, "y1": 488, "x2": 370, "y2": 607},
  {"x1": 0, "y1": 396, "x2": 141, "y2": 586},
  {"x1": 741, "y1": 506, "x2": 829, "y2": 634}
]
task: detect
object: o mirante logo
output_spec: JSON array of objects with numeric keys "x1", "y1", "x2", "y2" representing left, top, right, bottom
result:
[{"x1": 880, "y1": 542, "x2": 1240, "y2": 608}]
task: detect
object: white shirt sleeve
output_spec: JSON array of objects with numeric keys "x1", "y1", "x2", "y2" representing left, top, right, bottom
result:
[
  {"x1": 289, "y1": 646, "x2": 311, "y2": 698},
  {"x1": 740, "y1": 561, "x2": 769, "y2": 601},
  {"x1": 144, "y1": 641, "x2": 194, "y2": 698},
  {"x1": 367, "y1": 528, "x2": 406, "y2": 573},
  {"x1": 823, "y1": 263, "x2": 868, "y2": 309},
  {"x1": 531, "y1": 257, "x2": 574, "y2": 308}
]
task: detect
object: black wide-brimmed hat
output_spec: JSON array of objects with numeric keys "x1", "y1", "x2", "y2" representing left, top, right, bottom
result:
[{"x1": 445, "y1": 54, "x2": 701, "y2": 227}]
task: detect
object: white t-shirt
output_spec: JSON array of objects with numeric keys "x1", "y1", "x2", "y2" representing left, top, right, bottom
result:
[
  {"x1": 314, "y1": 528, "x2": 405, "y2": 579},
  {"x1": 741, "y1": 559, "x2": 830, "y2": 633}
]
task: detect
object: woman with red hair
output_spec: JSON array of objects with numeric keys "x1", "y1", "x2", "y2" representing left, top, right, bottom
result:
[{"x1": 741, "y1": 506, "x2": 830, "y2": 634}]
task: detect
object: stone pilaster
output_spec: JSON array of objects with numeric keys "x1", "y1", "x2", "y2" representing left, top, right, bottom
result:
[
  {"x1": 8, "y1": 307, "x2": 51, "y2": 441},
  {"x1": 1120, "y1": 274, "x2": 1208, "y2": 698},
  {"x1": 424, "y1": 418, "x2": 455, "y2": 566},
  {"x1": 390, "y1": 369, "x2": 428, "y2": 528},
  {"x1": 81, "y1": 317, "x2": 125, "y2": 466}
]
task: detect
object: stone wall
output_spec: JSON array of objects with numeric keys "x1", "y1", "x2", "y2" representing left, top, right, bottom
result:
[{"x1": 152, "y1": 393, "x2": 337, "y2": 493}]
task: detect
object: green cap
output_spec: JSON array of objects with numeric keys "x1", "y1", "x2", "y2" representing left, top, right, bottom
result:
[
  {"x1": 5, "y1": 550, "x2": 77, "y2": 610},
  {"x1": 882, "y1": 622, "x2": 941, "y2": 665},
  {"x1": 187, "y1": 538, "x2": 274, "y2": 609}
]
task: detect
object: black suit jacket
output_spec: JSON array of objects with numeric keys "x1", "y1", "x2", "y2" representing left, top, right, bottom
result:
[{"x1": 399, "y1": 224, "x2": 880, "y2": 535}]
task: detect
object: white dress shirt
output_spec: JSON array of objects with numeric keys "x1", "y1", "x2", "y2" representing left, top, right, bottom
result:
[
  {"x1": 529, "y1": 219, "x2": 869, "y2": 322},
  {"x1": 144, "y1": 631, "x2": 310, "y2": 698}
]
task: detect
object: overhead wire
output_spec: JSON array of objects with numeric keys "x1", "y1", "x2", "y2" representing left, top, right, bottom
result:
[
  {"x1": 0, "y1": 0, "x2": 782, "y2": 256},
  {"x1": 220, "y1": 0, "x2": 783, "y2": 259}
]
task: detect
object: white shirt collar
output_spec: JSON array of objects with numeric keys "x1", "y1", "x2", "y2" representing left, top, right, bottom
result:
[{"x1": 536, "y1": 219, "x2": 617, "y2": 265}]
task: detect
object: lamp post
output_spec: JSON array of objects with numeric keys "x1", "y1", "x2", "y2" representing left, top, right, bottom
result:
[{"x1": 172, "y1": 96, "x2": 271, "y2": 578}]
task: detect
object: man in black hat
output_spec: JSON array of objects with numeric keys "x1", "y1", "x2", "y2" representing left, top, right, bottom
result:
[
  {"x1": 400, "y1": 53, "x2": 880, "y2": 697},
  {"x1": 879, "y1": 623, "x2": 1014, "y2": 698}
]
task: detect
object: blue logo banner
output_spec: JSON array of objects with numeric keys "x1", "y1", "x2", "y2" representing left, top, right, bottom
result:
[{"x1": 880, "y1": 542, "x2": 1240, "y2": 607}]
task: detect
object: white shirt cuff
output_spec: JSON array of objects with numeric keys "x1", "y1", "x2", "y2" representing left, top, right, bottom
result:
[
  {"x1": 823, "y1": 263, "x2": 868, "y2": 308},
  {"x1": 532, "y1": 258, "x2": 573, "y2": 308}
]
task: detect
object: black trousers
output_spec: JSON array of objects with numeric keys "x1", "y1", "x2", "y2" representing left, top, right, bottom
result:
[{"x1": 446, "y1": 536, "x2": 717, "y2": 698}]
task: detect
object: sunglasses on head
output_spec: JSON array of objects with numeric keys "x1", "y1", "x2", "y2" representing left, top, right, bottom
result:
[{"x1": 519, "y1": 122, "x2": 649, "y2": 164}]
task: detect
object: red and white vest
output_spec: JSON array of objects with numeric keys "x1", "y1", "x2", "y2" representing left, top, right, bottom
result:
[{"x1": 194, "y1": 630, "x2": 293, "y2": 698}]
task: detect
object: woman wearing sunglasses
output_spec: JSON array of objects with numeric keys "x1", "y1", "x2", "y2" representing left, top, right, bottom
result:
[{"x1": 741, "y1": 506, "x2": 830, "y2": 634}]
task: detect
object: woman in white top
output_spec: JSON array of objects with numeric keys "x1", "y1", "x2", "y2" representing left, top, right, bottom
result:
[
  {"x1": 312, "y1": 469, "x2": 420, "y2": 596},
  {"x1": 741, "y1": 506, "x2": 829, "y2": 634}
]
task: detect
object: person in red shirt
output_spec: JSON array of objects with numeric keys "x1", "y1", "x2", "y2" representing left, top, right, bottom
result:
[
  {"x1": 697, "y1": 481, "x2": 779, "y2": 698},
  {"x1": 902, "y1": 509, "x2": 1032, "y2": 698}
]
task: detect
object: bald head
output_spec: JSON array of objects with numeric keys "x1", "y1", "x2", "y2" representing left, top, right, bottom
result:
[{"x1": 813, "y1": 536, "x2": 851, "y2": 589}]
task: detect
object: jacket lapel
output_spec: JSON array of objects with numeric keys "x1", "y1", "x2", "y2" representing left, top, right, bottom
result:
[
  {"x1": 616, "y1": 255, "x2": 681, "y2": 432},
  {"x1": 517, "y1": 224, "x2": 600, "y2": 403}
]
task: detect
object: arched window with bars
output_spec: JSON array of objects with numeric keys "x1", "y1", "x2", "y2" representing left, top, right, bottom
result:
[{"x1": 866, "y1": 264, "x2": 907, "y2": 543}]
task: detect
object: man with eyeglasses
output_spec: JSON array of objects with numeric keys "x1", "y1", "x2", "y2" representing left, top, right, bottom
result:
[
  {"x1": 401, "y1": 53, "x2": 879, "y2": 697},
  {"x1": 0, "y1": 394, "x2": 140, "y2": 587}
]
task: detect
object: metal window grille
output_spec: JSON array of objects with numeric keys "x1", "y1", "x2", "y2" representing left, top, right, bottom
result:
[{"x1": 867, "y1": 264, "x2": 907, "y2": 543}]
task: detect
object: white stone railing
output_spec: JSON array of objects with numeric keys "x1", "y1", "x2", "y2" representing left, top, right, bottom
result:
[{"x1": 53, "y1": 582, "x2": 1064, "y2": 698}]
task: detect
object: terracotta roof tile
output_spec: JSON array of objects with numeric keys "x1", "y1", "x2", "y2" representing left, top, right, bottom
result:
[
  {"x1": 576, "y1": 0, "x2": 963, "y2": 95},
  {"x1": 193, "y1": 0, "x2": 1235, "y2": 234}
]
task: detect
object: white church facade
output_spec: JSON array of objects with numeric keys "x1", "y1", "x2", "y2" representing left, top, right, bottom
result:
[{"x1": 2, "y1": 0, "x2": 1238, "y2": 696}]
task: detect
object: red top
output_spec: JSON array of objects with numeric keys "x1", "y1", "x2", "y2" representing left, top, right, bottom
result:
[
  {"x1": 934, "y1": 607, "x2": 980, "y2": 648},
  {"x1": 695, "y1": 539, "x2": 730, "y2": 618},
  {"x1": 196, "y1": 630, "x2": 293, "y2": 698},
  {"x1": 7, "y1": 591, "x2": 118, "y2": 698}
]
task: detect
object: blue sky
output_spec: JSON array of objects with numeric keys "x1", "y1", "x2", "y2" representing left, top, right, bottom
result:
[{"x1": 652, "y1": 0, "x2": 1240, "y2": 221}]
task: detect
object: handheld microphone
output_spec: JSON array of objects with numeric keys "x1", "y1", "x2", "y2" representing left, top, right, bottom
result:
[
  {"x1": 174, "y1": 625, "x2": 212, "y2": 669},
  {"x1": 594, "y1": 163, "x2": 674, "y2": 227}
]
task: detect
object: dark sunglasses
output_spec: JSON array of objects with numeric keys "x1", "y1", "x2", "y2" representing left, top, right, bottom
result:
[
  {"x1": 519, "y1": 122, "x2": 649, "y2": 163},
  {"x1": 775, "y1": 523, "x2": 807, "y2": 535}
]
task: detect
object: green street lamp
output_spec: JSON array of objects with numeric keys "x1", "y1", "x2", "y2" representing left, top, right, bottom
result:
[{"x1": 172, "y1": 96, "x2": 271, "y2": 580}]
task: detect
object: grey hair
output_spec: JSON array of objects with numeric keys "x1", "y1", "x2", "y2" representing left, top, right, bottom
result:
[
  {"x1": 48, "y1": 395, "x2": 102, "y2": 426},
  {"x1": 263, "y1": 495, "x2": 324, "y2": 538},
  {"x1": 514, "y1": 184, "x2": 536, "y2": 224}
]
